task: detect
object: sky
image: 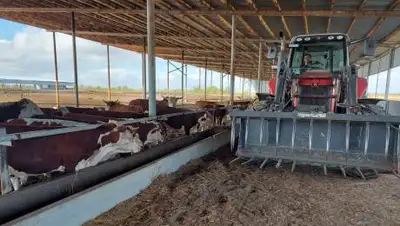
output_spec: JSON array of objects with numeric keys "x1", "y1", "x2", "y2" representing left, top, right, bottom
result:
[{"x1": 0, "y1": 19, "x2": 257, "y2": 94}]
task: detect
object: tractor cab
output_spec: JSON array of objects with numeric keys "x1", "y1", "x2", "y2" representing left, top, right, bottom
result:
[{"x1": 288, "y1": 34, "x2": 349, "y2": 112}]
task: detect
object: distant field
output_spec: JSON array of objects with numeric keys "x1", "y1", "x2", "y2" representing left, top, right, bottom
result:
[
  {"x1": 0, "y1": 88, "x2": 251, "y2": 108},
  {"x1": 368, "y1": 94, "x2": 400, "y2": 101}
]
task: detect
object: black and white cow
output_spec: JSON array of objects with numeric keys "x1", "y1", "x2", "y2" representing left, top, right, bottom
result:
[{"x1": 0, "y1": 98, "x2": 44, "y2": 122}]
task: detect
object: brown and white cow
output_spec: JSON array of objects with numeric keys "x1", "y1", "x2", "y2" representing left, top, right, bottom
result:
[
  {"x1": 128, "y1": 98, "x2": 169, "y2": 112},
  {"x1": 103, "y1": 100, "x2": 143, "y2": 113},
  {"x1": 0, "y1": 98, "x2": 44, "y2": 122},
  {"x1": 161, "y1": 96, "x2": 182, "y2": 108},
  {"x1": 4, "y1": 120, "x2": 165, "y2": 189}
]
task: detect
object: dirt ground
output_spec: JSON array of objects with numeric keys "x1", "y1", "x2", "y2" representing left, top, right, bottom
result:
[
  {"x1": 0, "y1": 89, "x2": 237, "y2": 108},
  {"x1": 85, "y1": 148, "x2": 400, "y2": 226}
]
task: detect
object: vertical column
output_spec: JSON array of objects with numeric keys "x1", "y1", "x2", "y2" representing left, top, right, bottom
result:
[
  {"x1": 147, "y1": 0, "x2": 156, "y2": 116},
  {"x1": 107, "y1": 45, "x2": 112, "y2": 101},
  {"x1": 229, "y1": 15, "x2": 236, "y2": 105},
  {"x1": 198, "y1": 68, "x2": 201, "y2": 89},
  {"x1": 210, "y1": 71, "x2": 213, "y2": 87},
  {"x1": 241, "y1": 74, "x2": 245, "y2": 99},
  {"x1": 181, "y1": 50, "x2": 184, "y2": 106},
  {"x1": 220, "y1": 72, "x2": 224, "y2": 102},
  {"x1": 384, "y1": 49, "x2": 396, "y2": 113},
  {"x1": 204, "y1": 59, "x2": 208, "y2": 100},
  {"x1": 142, "y1": 37, "x2": 147, "y2": 99},
  {"x1": 257, "y1": 40, "x2": 263, "y2": 93},
  {"x1": 52, "y1": 32, "x2": 60, "y2": 107},
  {"x1": 375, "y1": 58, "x2": 381, "y2": 98},
  {"x1": 185, "y1": 64, "x2": 188, "y2": 103},
  {"x1": 167, "y1": 60, "x2": 170, "y2": 95},
  {"x1": 71, "y1": 12, "x2": 79, "y2": 107}
]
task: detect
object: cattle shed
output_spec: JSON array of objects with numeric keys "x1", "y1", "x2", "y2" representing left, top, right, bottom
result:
[
  {"x1": 1, "y1": 1, "x2": 400, "y2": 224},
  {"x1": 0, "y1": 0, "x2": 400, "y2": 113}
]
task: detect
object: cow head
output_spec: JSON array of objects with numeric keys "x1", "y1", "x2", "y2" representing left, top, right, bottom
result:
[
  {"x1": 162, "y1": 96, "x2": 182, "y2": 108},
  {"x1": 189, "y1": 112, "x2": 214, "y2": 134},
  {"x1": 103, "y1": 100, "x2": 120, "y2": 110},
  {"x1": 17, "y1": 98, "x2": 44, "y2": 118},
  {"x1": 143, "y1": 121, "x2": 165, "y2": 148}
]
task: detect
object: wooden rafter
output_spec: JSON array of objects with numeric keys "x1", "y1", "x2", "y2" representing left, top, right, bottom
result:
[
  {"x1": 302, "y1": 0, "x2": 309, "y2": 34},
  {"x1": 222, "y1": 0, "x2": 258, "y2": 36},
  {"x1": 245, "y1": 0, "x2": 277, "y2": 39},
  {"x1": 272, "y1": 0, "x2": 292, "y2": 38},
  {"x1": 366, "y1": 0, "x2": 399, "y2": 38},
  {"x1": 326, "y1": 0, "x2": 335, "y2": 32},
  {"x1": 1, "y1": 7, "x2": 400, "y2": 17},
  {"x1": 347, "y1": 0, "x2": 367, "y2": 34}
]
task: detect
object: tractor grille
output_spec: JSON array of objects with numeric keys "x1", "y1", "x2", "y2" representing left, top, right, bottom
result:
[{"x1": 299, "y1": 86, "x2": 332, "y2": 106}]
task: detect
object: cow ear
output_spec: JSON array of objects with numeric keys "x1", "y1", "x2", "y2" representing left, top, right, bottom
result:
[{"x1": 126, "y1": 126, "x2": 139, "y2": 133}]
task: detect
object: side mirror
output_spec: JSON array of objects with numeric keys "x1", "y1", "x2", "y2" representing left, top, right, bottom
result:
[
  {"x1": 267, "y1": 46, "x2": 277, "y2": 59},
  {"x1": 363, "y1": 38, "x2": 376, "y2": 57}
]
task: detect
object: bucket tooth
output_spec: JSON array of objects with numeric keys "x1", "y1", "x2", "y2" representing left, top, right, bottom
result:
[
  {"x1": 259, "y1": 158, "x2": 269, "y2": 169},
  {"x1": 340, "y1": 165, "x2": 346, "y2": 178},
  {"x1": 357, "y1": 167, "x2": 366, "y2": 180},
  {"x1": 229, "y1": 156, "x2": 242, "y2": 165},
  {"x1": 241, "y1": 157, "x2": 255, "y2": 165},
  {"x1": 276, "y1": 159, "x2": 282, "y2": 168},
  {"x1": 291, "y1": 161, "x2": 296, "y2": 172}
]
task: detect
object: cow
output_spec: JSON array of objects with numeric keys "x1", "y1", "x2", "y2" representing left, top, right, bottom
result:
[
  {"x1": 103, "y1": 100, "x2": 143, "y2": 113},
  {"x1": 4, "y1": 119, "x2": 166, "y2": 189},
  {"x1": 128, "y1": 98, "x2": 168, "y2": 112},
  {"x1": 161, "y1": 96, "x2": 182, "y2": 108},
  {"x1": 0, "y1": 98, "x2": 44, "y2": 122},
  {"x1": 156, "y1": 107, "x2": 215, "y2": 137},
  {"x1": 195, "y1": 100, "x2": 218, "y2": 109}
]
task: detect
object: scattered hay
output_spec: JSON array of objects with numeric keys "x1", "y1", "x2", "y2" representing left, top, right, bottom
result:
[{"x1": 85, "y1": 153, "x2": 400, "y2": 226}]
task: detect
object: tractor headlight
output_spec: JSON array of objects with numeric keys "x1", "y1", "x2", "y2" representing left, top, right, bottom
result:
[
  {"x1": 296, "y1": 38, "x2": 303, "y2": 42},
  {"x1": 328, "y1": 36, "x2": 334, "y2": 40},
  {"x1": 337, "y1": 35, "x2": 344, "y2": 40},
  {"x1": 304, "y1": 37, "x2": 311, "y2": 41}
]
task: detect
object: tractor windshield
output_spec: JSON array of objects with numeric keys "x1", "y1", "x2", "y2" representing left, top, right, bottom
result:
[{"x1": 290, "y1": 40, "x2": 346, "y2": 76}]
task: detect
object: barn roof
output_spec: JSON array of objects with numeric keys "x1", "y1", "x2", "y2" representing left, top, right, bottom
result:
[{"x1": 0, "y1": 0, "x2": 399, "y2": 80}]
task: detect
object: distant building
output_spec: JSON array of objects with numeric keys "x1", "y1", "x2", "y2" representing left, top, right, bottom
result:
[{"x1": 0, "y1": 78, "x2": 74, "y2": 90}]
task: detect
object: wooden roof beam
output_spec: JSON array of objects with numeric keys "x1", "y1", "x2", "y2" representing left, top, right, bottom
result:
[
  {"x1": 366, "y1": 0, "x2": 399, "y2": 38},
  {"x1": 2, "y1": 8, "x2": 400, "y2": 17},
  {"x1": 51, "y1": 30, "x2": 286, "y2": 43},
  {"x1": 347, "y1": 0, "x2": 367, "y2": 34},
  {"x1": 302, "y1": 0, "x2": 309, "y2": 34},
  {"x1": 326, "y1": 0, "x2": 335, "y2": 32},
  {"x1": 272, "y1": 0, "x2": 292, "y2": 38},
  {"x1": 246, "y1": 0, "x2": 277, "y2": 39}
]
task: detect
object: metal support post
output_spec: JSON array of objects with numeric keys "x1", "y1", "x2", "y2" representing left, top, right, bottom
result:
[
  {"x1": 384, "y1": 49, "x2": 396, "y2": 113},
  {"x1": 181, "y1": 50, "x2": 184, "y2": 106},
  {"x1": 204, "y1": 59, "x2": 208, "y2": 100},
  {"x1": 220, "y1": 72, "x2": 224, "y2": 102},
  {"x1": 198, "y1": 68, "x2": 201, "y2": 89},
  {"x1": 257, "y1": 40, "x2": 263, "y2": 93},
  {"x1": 107, "y1": 45, "x2": 111, "y2": 101},
  {"x1": 142, "y1": 38, "x2": 147, "y2": 99},
  {"x1": 210, "y1": 71, "x2": 213, "y2": 87},
  {"x1": 52, "y1": 32, "x2": 60, "y2": 107},
  {"x1": 167, "y1": 60, "x2": 170, "y2": 95},
  {"x1": 375, "y1": 58, "x2": 382, "y2": 98},
  {"x1": 185, "y1": 64, "x2": 188, "y2": 103},
  {"x1": 229, "y1": 15, "x2": 236, "y2": 105},
  {"x1": 71, "y1": 12, "x2": 79, "y2": 107},
  {"x1": 242, "y1": 75, "x2": 245, "y2": 99},
  {"x1": 147, "y1": 0, "x2": 156, "y2": 116}
]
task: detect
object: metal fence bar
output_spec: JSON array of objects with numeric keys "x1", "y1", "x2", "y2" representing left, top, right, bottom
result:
[
  {"x1": 364, "y1": 122, "x2": 370, "y2": 157},
  {"x1": 385, "y1": 123, "x2": 390, "y2": 158}
]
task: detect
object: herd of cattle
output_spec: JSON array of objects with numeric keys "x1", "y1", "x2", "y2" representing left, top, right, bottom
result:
[{"x1": 0, "y1": 97, "x2": 251, "y2": 193}]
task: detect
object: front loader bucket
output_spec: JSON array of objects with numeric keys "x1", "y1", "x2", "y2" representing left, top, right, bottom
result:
[{"x1": 230, "y1": 111, "x2": 400, "y2": 172}]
